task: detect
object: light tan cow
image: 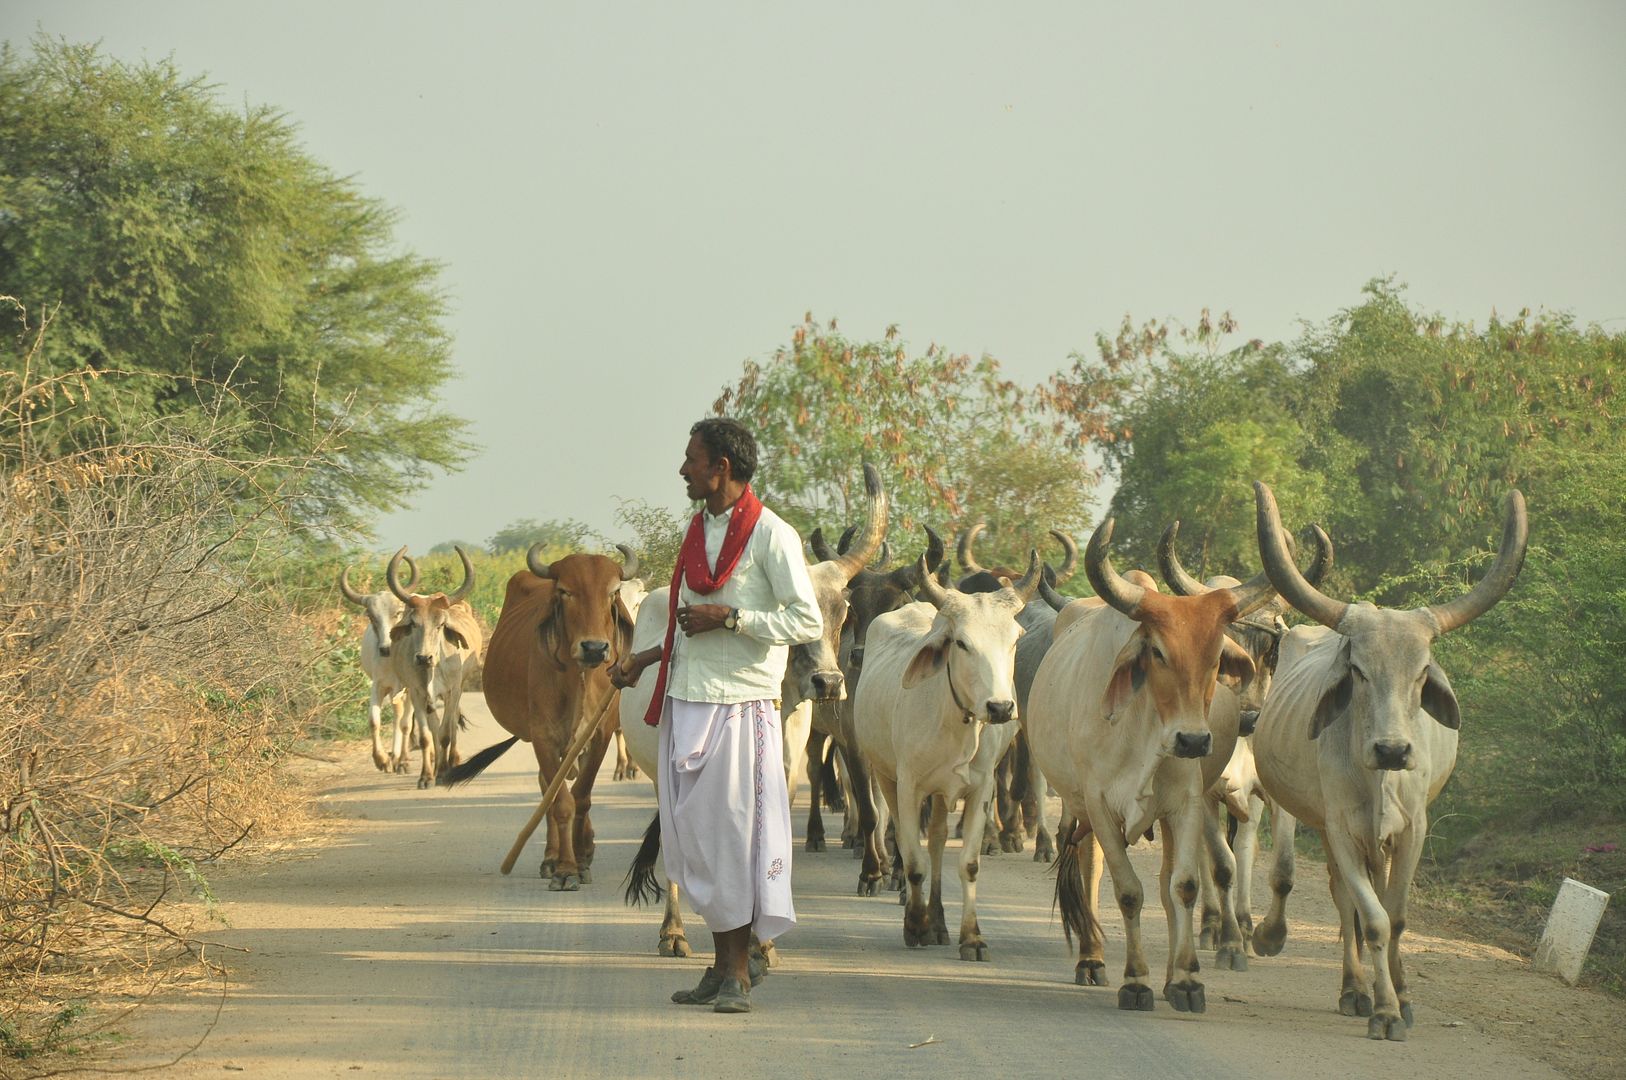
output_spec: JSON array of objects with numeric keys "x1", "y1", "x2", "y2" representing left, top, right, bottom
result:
[
  {"x1": 1026, "y1": 519, "x2": 1270, "y2": 1012},
  {"x1": 338, "y1": 556, "x2": 418, "y2": 773},
  {"x1": 385, "y1": 547, "x2": 482, "y2": 790},
  {"x1": 1251, "y1": 482, "x2": 1526, "y2": 1041}
]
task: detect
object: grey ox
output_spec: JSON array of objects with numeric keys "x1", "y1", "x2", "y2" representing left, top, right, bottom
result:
[
  {"x1": 1250, "y1": 482, "x2": 1526, "y2": 1041},
  {"x1": 385, "y1": 547, "x2": 483, "y2": 789},
  {"x1": 339, "y1": 555, "x2": 420, "y2": 774}
]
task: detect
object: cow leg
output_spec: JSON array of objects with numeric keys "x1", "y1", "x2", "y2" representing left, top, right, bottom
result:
[
  {"x1": 1196, "y1": 805, "x2": 1221, "y2": 951},
  {"x1": 853, "y1": 756, "x2": 886, "y2": 896},
  {"x1": 1091, "y1": 802, "x2": 1153, "y2": 1011},
  {"x1": 1253, "y1": 805, "x2": 1297, "y2": 956},
  {"x1": 805, "y1": 728, "x2": 828, "y2": 853},
  {"x1": 994, "y1": 747, "x2": 1022, "y2": 853},
  {"x1": 659, "y1": 882, "x2": 690, "y2": 958},
  {"x1": 1160, "y1": 808, "x2": 1206, "y2": 1013},
  {"x1": 1077, "y1": 828, "x2": 1109, "y2": 985},
  {"x1": 441, "y1": 682, "x2": 467, "y2": 770},
  {"x1": 531, "y1": 737, "x2": 580, "y2": 890},
  {"x1": 413, "y1": 692, "x2": 439, "y2": 789},
  {"x1": 1201, "y1": 801, "x2": 1247, "y2": 971},
  {"x1": 387, "y1": 691, "x2": 411, "y2": 773},
  {"x1": 368, "y1": 682, "x2": 391, "y2": 771},
  {"x1": 891, "y1": 774, "x2": 931, "y2": 947},
  {"x1": 569, "y1": 726, "x2": 613, "y2": 884},
  {"x1": 1323, "y1": 830, "x2": 1404, "y2": 1040},
  {"x1": 835, "y1": 746, "x2": 861, "y2": 850},
  {"x1": 821, "y1": 740, "x2": 845, "y2": 812},
  {"x1": 956, "y1": 782, "x2": 993, "y2": 961},
  {"x1": 1382, "y1": 824, "x2": 1425, "y2": 1031},
  {"x1": 925, "y1": 795, "x2": 950, "y2": 945},
  {"x1": 1023, "y1": 736, "x2": 1053, "y2": 862},
  {"x1": 1232, "y1": 792, "x2": 1264, "y2": 951},
  {"x1": 1326, "y1": 856, "x2": 1368, "y2": 1016},
  {"x1": 781, "y1": 699, "x2": 812, "y2": 809}
]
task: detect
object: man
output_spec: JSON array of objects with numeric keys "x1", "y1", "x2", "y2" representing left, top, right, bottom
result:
[{"x1": 610, "y1": 418, "x2": 822, "y2": 1014}]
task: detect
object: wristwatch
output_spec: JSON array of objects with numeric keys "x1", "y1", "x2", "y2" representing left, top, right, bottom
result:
[{"x1": 724, "y1": 607, "x2": 740, "y2": 633}]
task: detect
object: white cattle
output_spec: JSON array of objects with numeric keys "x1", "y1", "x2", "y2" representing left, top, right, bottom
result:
[
  {"x1": 1251, "y1": 482, "x2": 1526, "y2": 1041},
  {"x1": 385, "y1": 547, "x2": 483, "y2": 789},
  {"x1": 610, "y1": 577, "x2": 649, "y2": 781},
  {"x1": 339, "y1": 557, "x2": 418, "y2": 773},
  {"x1": 852, "y1": 551, "x2": 1041, "y2": 961},
  {"x1": 1026, "y1": 519, "x2": 1270, "y2": 1012}
]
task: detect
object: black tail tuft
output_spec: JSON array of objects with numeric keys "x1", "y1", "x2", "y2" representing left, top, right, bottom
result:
[
  {"x1": 437, "y1": 735, "x2": 520, "y2": 788},
  {"x1": 623, "y1": 812, "x2": 664, "y2": 907},
  {"x1": 1052, "y1": 831, "x2": 1100, "y2": 950}
]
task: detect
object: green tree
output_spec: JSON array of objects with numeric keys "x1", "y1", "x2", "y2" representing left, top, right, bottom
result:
[
  {"x1": 486, "y1": 517, "x2": 592, "y2": 555},
  {"x1": 713, "y1": 313, "x2": 1096, "y2": 565},
  {"x1": 0, "y1": 39, "x2": 469, "y2": 531}
]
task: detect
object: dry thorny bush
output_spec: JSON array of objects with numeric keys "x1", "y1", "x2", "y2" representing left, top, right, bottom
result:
[{"x1": 1, "y1": 302, "x2": 348, "y2": 1070}]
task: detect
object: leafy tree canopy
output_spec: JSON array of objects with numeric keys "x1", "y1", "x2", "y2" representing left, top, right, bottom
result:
[
  {"x1": 713, "y1": 313, "x2": 1096, "y2": 573},
  {"x1": 0, "y1": 39, "x2": 470, "y2": 532},
  {"x1": 486, "y1": 517, "x2": 592, "y2": 555}
]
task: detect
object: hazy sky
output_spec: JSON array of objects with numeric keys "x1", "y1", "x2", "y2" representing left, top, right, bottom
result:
[{"x1": 6, "y1": 2, "x2": 1624, "y2": 552}]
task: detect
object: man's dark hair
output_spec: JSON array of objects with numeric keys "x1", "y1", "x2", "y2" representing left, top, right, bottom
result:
[{"x1": 690, "y1": 417, "x2": 757, "y2": 483}]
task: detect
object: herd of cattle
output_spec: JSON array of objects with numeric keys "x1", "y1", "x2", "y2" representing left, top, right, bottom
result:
[{"x1": 338, "y1": 468, "x2": 1527, "y2": 1043}]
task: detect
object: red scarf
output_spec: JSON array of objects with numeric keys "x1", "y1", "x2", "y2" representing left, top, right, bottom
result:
[{"x1": 643, "y1": 485, "x2": 764, "y2": 725}]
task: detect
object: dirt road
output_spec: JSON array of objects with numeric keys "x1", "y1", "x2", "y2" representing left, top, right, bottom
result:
[{"x1": 113, "y1": 695, "x2": 1618, "y2": 1079}]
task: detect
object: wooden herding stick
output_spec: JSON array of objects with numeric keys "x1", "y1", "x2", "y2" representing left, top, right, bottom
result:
[{"x1": 499, "y1": 688, "x2": 620, "y2": 876}]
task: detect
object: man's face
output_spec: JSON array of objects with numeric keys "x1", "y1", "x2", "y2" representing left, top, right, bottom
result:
[{"x1": 679, "y1": 434, "x2": 726, "y2": 502}]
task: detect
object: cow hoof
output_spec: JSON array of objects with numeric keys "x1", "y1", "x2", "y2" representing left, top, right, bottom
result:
[
  {"x1": 660, "y1": 936, "x2": 691, "y2": 958},
  {"x1": 626, "y1": 764, "x2": 640, "y2": 780},
  {"x1": 904, "y1": 928, "x2": 927, "y2": 948},
  {"x1": 372, "y1": 753, "x2": 389, "y2": 771},
  {"x1": 539, "y1": 859, "x2": 557, "y2": 879},
  {"x1": 982, "y1": 838, "x2": 999, "y2": 856},
  {"x1": 1198, "y1": 926, "x2": 1217, "y2": 950},
  {"x1": 858, "y1": 878, "x2": 879, "y2": 898},
  {"x1": 1034, "y1": 834, "x2": 1055, "y2": 863},
  {"x1": 958, "y1": 942, "x2": 988, "y2": 962},
  {"x1": 806, "y1": 836, "x2": 825, "y2": 853},
  {"x1": 577, "y1": 867, "x2": 592, "y2": 885},
  {"x1": 999, "y1": 832, "x2": 1022, "y2": 854},
  {"x1": 754, "y1": 941, "x2": 778, "y2": 968},
  {"x1": 931, "y1": 928, "x2": 951, "y2": 946},
  {"x1": 1368, "y1": 1013, "x2": 1408, "y2": 1042},
  {"x1": 1400, "y1": 1002, "x2": 1415, "y2": 1028},
  {"x1": 416, "y1": 776, "x2": 432, "y2": 790},
  {"x1": 1340, "y1": 989, "x2": 1374, "y2": 1018},
  {"x1": 549, "y1": 873, "x2": 581, "y2": 892},
  {"x1": 1164, "y1": 980, "x2": 1206, "y2": 1014},
  {"x1": 1075, "y1": 960, "x2": 1109, "y2": 987},
  {"x1": 1252, "y1": 918, "x2": 1287, "y2": 957},
  {"x1": 392, "y1": 759, "x2": 409, "y2": 775},
  {"x1": 1118, "y1": 984, "x2": 1155, "y2": 1012},
  {"x1": 1215, "y1": 945, "x2": 1248, "y2": 971}
]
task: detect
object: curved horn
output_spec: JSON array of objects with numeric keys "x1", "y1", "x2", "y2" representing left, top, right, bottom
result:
[
  {"x1": 1048, "y1": 529, "x2": 1079, "y2": 587},
  {"x1": 1084, "y1": 518, "x2": 1146, "y2": 618},
  {"x1": 1225, "y1": 564, "x2": 1278, "y2": 621},
  {"x1": 957, "y1": 521, "x2": 989, "y2": 575},
  {"x1": 616, "y1": 543, "x2": 640, "y2": 581},
  {"x1": 1157, "y1": 521, "x2": 1211, "y2": 597},
  {"x1": 447, "y1": 545, "x2": 475, "y2": 603},
  {"x1": 338, "y1": 565, "x2": 368, "y2": 607},
  {"x1": 1425, "y1": 490, "x2": 1528, "y2": 635},
  {"x1": 1038, "y1": 563, "x2": 1069, "y2": 612},
  {"x1": 876, "y1": 540, "x2": 891, "y2": 567},
  {"x1": 1003, "y1": 549, "x2": 1042, "y2": 606},
  {"x1": 1255, "y1": 483, "x2": 1347, "y2": 630},
  {"x1": 526, "y1": 542, "x2": 557, "y2": 581},
  {"x1": 887, "y1": 525, "x2": 944, "y2": 592},
  {"x1": 402, "y1": 555, "x2": 421, "y2": 591},
  {"x1": 836, "y1": 463, "x2": 889, "y2": 580},
  {"x1": 915, "y1": 554, "x2": 950, "y2": 609},
  {"x1": 923, "y1": 525, "x2": 946, "y2": 577},
  {"x1": 809, "y1": 528, "x2": 838, "y2": 562},
  {"x1": 1301, "y1": 523, "x2": 1333, "y2": 587},
  {"x1": 385, "y1": 547, "x2": 415, "y2": 603},
  {"x1": 836, "y1": 525, "x2": 859, "y2": 556}
]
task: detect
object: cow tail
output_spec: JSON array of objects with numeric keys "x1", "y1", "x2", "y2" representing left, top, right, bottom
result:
[
  {"x1": 1052, "y1": 824, "x2": 1100, "y2": 950},
  {"x1": 437, "y1": 735, "x2": 520, "y2": 788},
  {"x1": 622, "y1": 812, "x2": 664, "y2": 907}
]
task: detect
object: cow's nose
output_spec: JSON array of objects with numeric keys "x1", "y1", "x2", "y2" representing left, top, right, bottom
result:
[
  {"x1": 415, "y1": 654, "x2": 432, "y2": 668},
  {"x1": 985, "y1": 700, "x2": 1015, "y2": 725},
  {"x1": 1372, "y1": 740, "x2": 1412, "y2": 770},
  {"x1": 1173, "y1": 732, "x2": 1212, "y2": 759},
  {"x1": 580, "y1": 640, "x2": 610, "y2": 666},
  {"x1": 849, "y1": 647, "x2": 865, "y2": 669},
  {"x1": 1238, "y1": 709, "x2": 1260, "y2": 737},
  {"x1": 810, "y1": 672, "x2": 844, "y2": 701},
  {"x1": 377, "y1": 645, "x2": 391, "y2": 658}
]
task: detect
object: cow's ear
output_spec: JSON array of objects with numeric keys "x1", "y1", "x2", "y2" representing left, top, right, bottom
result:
[
  {"x1": 901, "y1": 625, "x2": 950, "y2": 689},
  {"x1": 1102, "y1": 634, "x2": 1148, "y2": 715},
  {"x1": 444, "y1": 626, "x2": 468, "y2": 650},
  {"x1": 613, "y1": 593, "x2": 636, "y2": 643},
  {"x1": 389, "y1": 623, "x2": 412, "y2": 642},
  {"x1": 1218, "y1": 636, "x2": 1256, "y2": 691},
  {"x1": 1421, "y1": 662, "x2": 1460, "y2": 730},
  {"x1": 1310, "y1": 667, "x2": 1353, "y2": 739}
]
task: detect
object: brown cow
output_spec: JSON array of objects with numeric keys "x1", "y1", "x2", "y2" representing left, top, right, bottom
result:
[{"x1": 441, "y1": 544, "x2": 638, "y2": 892}]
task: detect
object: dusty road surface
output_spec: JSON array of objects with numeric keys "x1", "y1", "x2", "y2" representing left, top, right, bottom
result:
[{"x1": 113, "y1": 695, "x2": 1620, "y2": 1079}]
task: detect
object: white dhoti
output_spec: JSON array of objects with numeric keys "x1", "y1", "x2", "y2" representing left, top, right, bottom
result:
[{"x1": 658, "y1": 696, "x2": 796, "y2": 942}]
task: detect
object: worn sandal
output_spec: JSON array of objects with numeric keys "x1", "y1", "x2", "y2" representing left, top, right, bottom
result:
[{"x1": 712, "y1": 976, "x2": 751, "y2": 1014}]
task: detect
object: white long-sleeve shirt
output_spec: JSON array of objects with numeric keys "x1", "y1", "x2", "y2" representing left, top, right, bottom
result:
[{"x1": 666, "y1": 503, "x2": 823, "y2": 704}]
